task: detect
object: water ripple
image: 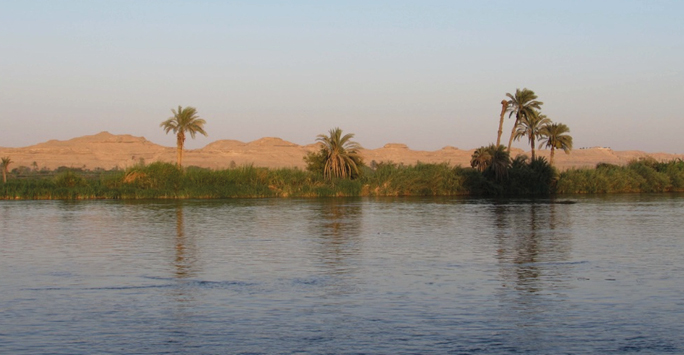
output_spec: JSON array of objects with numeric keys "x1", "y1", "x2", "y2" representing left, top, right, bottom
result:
[{"x1": 2, "y1": 196, "x2": 684, "y2": 354}]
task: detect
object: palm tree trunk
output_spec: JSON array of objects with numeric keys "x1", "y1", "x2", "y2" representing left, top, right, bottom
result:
[
  {"x1": 507, "y1": 116, "x2": 519, "y2": 152},
  {"x1": 497, "y1": 100, "x2": 509, "y2": 147},
  {"x1": 550, "y1": 147, "x2": 555, "y2": 166},
  {"x1": 530, "y1": 136, "x2": 536, "y2": 160},
  {"x1": 177, "y1": 132, "x2": 185, "y2": 168},
  {"x1": 2, "y1": 168, "x2": 6, "y2": 183}
]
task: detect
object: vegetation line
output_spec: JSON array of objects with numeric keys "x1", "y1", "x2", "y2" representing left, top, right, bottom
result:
[
  {"x1": 3, "y1": 89, "x2": 680, "y2": 201},
  {"x1": 1, "y1": 157, "x2": 683, "y2": 200}
]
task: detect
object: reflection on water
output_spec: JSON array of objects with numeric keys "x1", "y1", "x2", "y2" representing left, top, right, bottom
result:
[
  {"x1": 1, "y1": 195, "x2": 684, "y2": 354},
  {"x1": 310, "y1": 198, "x2": 362, "y2": 276},
  {"x1": 173, "y1": 203, "x2": 197, "y2": 279},
  {"x1": 491, "y1": 201, "x2": 576, "y2": 351},
  {"x1": 494, "y1": 201, "x2": 572, "y2": 292}
]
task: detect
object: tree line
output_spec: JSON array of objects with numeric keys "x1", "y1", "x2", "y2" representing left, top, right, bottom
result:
[{"x1": 5, "y1": 88, "x2": 682, "y2": 199}]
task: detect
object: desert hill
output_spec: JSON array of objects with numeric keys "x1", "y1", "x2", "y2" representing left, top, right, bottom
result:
[{"x1": 1, "y1": 131, "x2": 682, "y2": 171}]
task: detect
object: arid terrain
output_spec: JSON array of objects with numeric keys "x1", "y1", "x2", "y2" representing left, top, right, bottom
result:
[{"x1": 1, "y1": 131, "x2": 682, "y2": 171}]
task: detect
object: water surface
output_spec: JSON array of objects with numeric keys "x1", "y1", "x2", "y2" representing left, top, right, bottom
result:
[{"x1": 1, "y1": 195, "x2": 683, "y2": 354}]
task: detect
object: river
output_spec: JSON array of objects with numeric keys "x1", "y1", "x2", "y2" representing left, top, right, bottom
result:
[{"x1": 1, "y1": 194, "x2": 683, "y2": 354}]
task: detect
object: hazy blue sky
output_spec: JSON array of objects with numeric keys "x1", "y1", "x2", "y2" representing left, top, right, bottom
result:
[{"x1": 1, "y1": 1, "x2": 683, "y2": 152}]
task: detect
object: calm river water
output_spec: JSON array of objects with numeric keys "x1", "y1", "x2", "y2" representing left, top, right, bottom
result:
[{"x1": 1, "y1": 194, "x2": 683, "y2": 354}]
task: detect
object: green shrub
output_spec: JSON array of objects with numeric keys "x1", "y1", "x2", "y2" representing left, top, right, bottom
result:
[{"x1": 54, "y1": 171, "x2": 87, "y2": 188}]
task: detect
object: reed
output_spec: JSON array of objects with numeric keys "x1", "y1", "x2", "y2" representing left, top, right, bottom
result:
[
  {"x1": 556, "y1": 158, "x2": 684, "y2": 194},
  {"x1": 2, "y1": 159, "x2": 683, "y2": 200},
  {"x1": 361, "y1": 162, "x2": 468, "y2": 196}
]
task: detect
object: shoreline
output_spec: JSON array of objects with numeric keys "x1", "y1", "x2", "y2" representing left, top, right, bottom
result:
[{"x1": 2, "y1": 159, "x2": 684, "y2": 200}]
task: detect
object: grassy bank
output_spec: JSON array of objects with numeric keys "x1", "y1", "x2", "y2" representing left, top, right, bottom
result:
[
  {"x1": 2, "y1": 158, "x2": 683, "y2": 200},
  {"x1": 556, "y1": 158, "x2": 684, "y2": 194},
  {"x1": 0, "y1": 162, "x2": 470, "y2": 199}
]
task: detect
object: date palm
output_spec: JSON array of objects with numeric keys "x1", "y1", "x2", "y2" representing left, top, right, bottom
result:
[
  {"x1": 470, "y1": 146, "x2": 492, "y2": 173},
  {"x1": 506, "y1": 88, "x2": 543, "y2": 152},
  {"x1": 316, "y1": 127, "x2": 363, "y2": 180},
  {"x1": 470, "y1": 144, "x2": 510, "y2": 180},
  {"x1": 513, "y1": 111, "x2": 551, "y2": 161},
  {"x1": 160, "y1": 106, "x2": 207, "y2": 168},
  {"x1": 1, "y1": 156, "x2": 12, "y2": 183},
  {"x1": 539, "y1": 122, "x2": 573, "y2": 166}
]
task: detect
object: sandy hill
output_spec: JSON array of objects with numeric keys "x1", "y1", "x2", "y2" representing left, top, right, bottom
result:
[
  {"x1": 0, "y1": 132, "x2": 682, "y2": 171},
  {"x1": 1, "y1": 132, "x2": 172, "y2": 170}
]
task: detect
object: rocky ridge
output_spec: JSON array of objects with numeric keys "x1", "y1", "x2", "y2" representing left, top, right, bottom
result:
[{"x1": 1, "y1": 131, "x2": 681, "y2": 171}]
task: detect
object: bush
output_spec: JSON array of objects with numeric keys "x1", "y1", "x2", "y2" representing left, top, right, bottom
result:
[
  {"x1": 54, "y1": 171, "x2": 87, "y2": 188},
  {"x1": 556, "y1": 159, "x2": 684, "y2": 194}
]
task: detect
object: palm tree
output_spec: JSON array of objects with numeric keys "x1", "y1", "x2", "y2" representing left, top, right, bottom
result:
[
  {"x1": 496, "y1": 99, "x2": 510, "y2": 146},
  {"x1": 470, "y1": 144, "x2": 510, "y2": 180},
  {"x1": 1, "y1": 156, "x2": 12, "y2": 183},
  {"x1": 513, "y1": 111, "x2": 551, "y2": 161},
  {"x1": 506, "y1": 88, "x2": 543, "y2": 152},
  {"x1": 470, "y1": 146, "x2": 492, "y2": 173},
  {"x1": 539, "y1": 122, "x2": 573, "y2": 166},
  {"x1": 160, "y1": 106, "x2": 208, "y2": 168},
  {"x1": 315, "y1": 127, "x2": 363, "y2": 180}
]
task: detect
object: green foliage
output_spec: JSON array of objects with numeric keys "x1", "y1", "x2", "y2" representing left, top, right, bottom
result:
[
  {"x1": 2, "y1": 158, "x2": 683, "y2": 200},
  {"x1": 160, "y1": 105, "x2": 208, "y2": 167},
  {"x1": 470, "y1": 146, "x2": 491, "y2": 172},
  {"x1": 54, "y1": 171, "x2": 87, "y2": 188},
  {"x1": 556, "y1": 158, "x2": 684, "y2": 194},
  {"x1": 506, "y1": 88, "x2": 543, "y2": 151},
  {"x1": 121, "y1": 162, "x2": 184, "y2": 198},
  {"x1": 308, "y1": 127, "x2": 364, "y2": 180},
  {"x1": 539, "y1": 122, "x2": 573, "y2": 165},
  {"x1": 304, "y1": 150, "x2": 327, "y2": 177},
  {"x1": 467, "y1": 154, "x2": 556, "y2": 196},
  {"x1": 361, "y1": 162, "x2": 468, "y2": 196},
  {"x1": 506, "y1": 156, "x2": 556, "y2": 195},
  {"x1": 513, "y1": 112, "x2": 551, "y2": 160},
  {"x1": 479, "y1": 145, "x2": 511, "y2": 181}
]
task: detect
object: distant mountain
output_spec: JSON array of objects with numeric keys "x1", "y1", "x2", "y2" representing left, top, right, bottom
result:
[{"x1": 0, "y1": 132, "x2": 681, "y2": 171}]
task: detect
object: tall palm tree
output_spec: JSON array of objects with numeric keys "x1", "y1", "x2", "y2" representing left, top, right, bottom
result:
[
  {"x1": 496, "y1": 99, "x2": 510, "y2": 146},
  {"x1": 1, "y1": 156, "x2": 12, "y2": 183},
  {"x1": 506, "y1": 88, "x2": 543, "y2": 152},
  {"x1": 539, "y1": 122, "x2": 573, "y2": 166},
  {"x1": 160, "y1": 106, "x2": 208, "y2": 168},
  {"x1": 316, "y1": 127, "x2": 363, "y2": 180},
  {"x1": 513, "y1": 111, "x2": 551, "y2": 161}
]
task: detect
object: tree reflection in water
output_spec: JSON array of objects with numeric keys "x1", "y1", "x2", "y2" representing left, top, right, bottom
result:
[
  {"x1": 168, "y1": 202, "x2": 200, "y2": 306},
  {"x1": 174, "y1": 203, "x2": 196, "y2": 279},
  {"x1": 308, "y1": 198, "x2": 363, "y2": 295},
  {"x1": 493, "y1": 200, "x2": 574, "y2": 340},
  {"x1": 495, "y1": 202, "x2": 572, "y2": 292}
]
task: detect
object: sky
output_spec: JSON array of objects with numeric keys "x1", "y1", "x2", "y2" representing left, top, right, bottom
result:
[{"x1": 1, "y1": 0, "x2": 683, "y2": 153}]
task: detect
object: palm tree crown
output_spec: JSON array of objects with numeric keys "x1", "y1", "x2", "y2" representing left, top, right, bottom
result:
[
  {"x1": 514, "y1": 111, "x2": 551, "y2": 161},
  {"x1": 506, "y1": 88, "x2": 543, "y2": 152},
  {"x1": 470, "y1": 146, "x2": 492, "y2": 173},
  {"x1": 470, "y1": 144, "x2": 510, "y2": 181},
  {"x1": 316, "y1": 127, "x2": 363, "y2": 180},
  {"x1": 539, "y1": 122, "x2": 573, "y2": 166},
  {"x1": 160, "y1": 106, "x2": 207, "y2": 167}
]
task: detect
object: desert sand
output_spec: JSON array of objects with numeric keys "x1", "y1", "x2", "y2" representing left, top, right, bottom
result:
[{"x1": 0, "y1": 131, "x2": 682, "y2": 171}]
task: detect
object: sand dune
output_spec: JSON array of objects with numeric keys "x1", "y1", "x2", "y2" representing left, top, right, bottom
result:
[{"x1": 1, "y1": 131, "x2": 682, "y2": 171}]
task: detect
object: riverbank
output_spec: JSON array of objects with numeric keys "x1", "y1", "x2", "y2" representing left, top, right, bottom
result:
[{"x1": 2, "y1": 158, "x2": 683, "y2": 200}]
